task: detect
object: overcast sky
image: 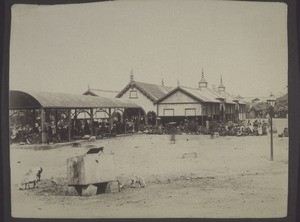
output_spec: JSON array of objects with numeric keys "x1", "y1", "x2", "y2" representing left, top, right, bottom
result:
[{"x1": 10, "y1": 0, "x2": 288, "y2": 97}]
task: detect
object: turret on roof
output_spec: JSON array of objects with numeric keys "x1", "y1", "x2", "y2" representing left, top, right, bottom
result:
[
  {"x1": 199, "y1": 68, "x2": 208, "y2": 89},
  {"x1": 218, "y1": 76, "x2": 226, "y2": 93}
]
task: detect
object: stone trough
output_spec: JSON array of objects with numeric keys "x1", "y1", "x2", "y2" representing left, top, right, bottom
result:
[{"x1": 67, "y1": 147, "x2": 120, "y2": 196}]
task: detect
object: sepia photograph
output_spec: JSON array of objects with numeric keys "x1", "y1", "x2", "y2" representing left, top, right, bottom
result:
[{"x1": 6, "y1": 0, "x2": 293, "y2": 219}]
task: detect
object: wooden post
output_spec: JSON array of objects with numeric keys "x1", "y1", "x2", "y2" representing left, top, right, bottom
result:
[
  {"x1": 108, "y1": 108, "x2": 112, "y2": 134},
  {"x1": 41, "y1": 108, "x2": 46, "y2": 143},
  {"x1": 90, "y1": 108, "x2": 94, "y2": 136},
  {"x1": 68, "y1": 109, "x2": 72, "y2": 142},
  {"x1": 138, "y1": 109, "x2": 141, "y2": 131},
  {"x1": 32, "y1": 109, "x2": 36, "y2": 128},
  {"x1": 55, "y1": 109, "x2": 58, "y2": 135},
  {"x1": 123, "y1": 110, "x2": 127, "y2": 134}
]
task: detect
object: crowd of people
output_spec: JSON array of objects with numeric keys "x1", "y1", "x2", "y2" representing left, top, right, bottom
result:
[
  {"x1": 10, "y1": 116, "x2": 286, "y2": 145},
  {"x1": 9, "y1": 118, "x2": 143, "y2": 144}
]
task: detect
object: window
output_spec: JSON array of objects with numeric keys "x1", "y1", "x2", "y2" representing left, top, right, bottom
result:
[
  {"x1": 185, "y1": 108, "x2": 196, "y2": 116},
  {"x1": 130, "y1": 90, "x2": 137, "y2": 98},
  {"x1": 163, "y1": 109, "x2": 174, "y2": 116}
]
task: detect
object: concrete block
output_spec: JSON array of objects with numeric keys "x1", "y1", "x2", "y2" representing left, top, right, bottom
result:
[{"x1": 106, "y1": 181, "x2": 120, "y2": 193}]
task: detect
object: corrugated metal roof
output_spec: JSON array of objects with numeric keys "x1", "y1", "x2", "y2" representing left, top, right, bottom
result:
[
  {"x1": 208, "y1": 88, "x2": 239, "y2": 105},
  {"x1": 10, "y1": 90, "x2": 141, "y2": 109},
  {"x1": 116, "y1": 81, "x2": 174, "y2": 102},
  {"x1": 82, "y1": 89, "x2": 119, "y2": 98},
  {"x1": 134, "y1": 81, "x2": 174, "y2": 101},
  {"x1": 180, "y1": 87, "x2": 221, "y2": 103}
]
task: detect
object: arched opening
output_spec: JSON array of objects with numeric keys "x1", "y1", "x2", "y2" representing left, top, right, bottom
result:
[
  {"x1": 123, "y1": 108, "x2": 146, "y2": 133},
  {"x1": 111, "y1": 110, "x2": 125, "y2": 134}
]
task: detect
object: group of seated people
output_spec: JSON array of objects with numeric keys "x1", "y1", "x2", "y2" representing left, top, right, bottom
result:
[
  {"x1": 215, "y1": 119, "x2": 271, "y2": 137},
  {"x1": 139, "y1": 119, "x2": 276, "y2": 137}
]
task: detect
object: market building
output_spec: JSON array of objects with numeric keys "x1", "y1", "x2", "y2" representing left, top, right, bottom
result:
[
  {"x1": 115, "y1": 71, "x2": 246, "y2": 125},
  {"x1": 115, "y1": 73, "x2": 174, "y2": 124}
]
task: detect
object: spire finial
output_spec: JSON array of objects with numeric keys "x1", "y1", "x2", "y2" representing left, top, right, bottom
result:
[
  {"x1": 177, "y1": 80, "x2": 180, "y2": 86},
  {"x1": 202, "y1": 68, "x2": 204, "y2": 78},
  {"x1": 130, "y1": 68, "x2": 134, "y2": 82},
  {"x1": 162, "y1": 78, "x2": 164, "y2": 86},
  {"x1": 218, "y1": 75, "x2": 225, "y2": 92},
  {"x1": 88, "y1": 84, "x2": 90, "y2": 90}
]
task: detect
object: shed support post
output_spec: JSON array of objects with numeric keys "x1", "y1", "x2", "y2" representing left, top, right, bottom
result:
[
  {"x1": 41, "y1": 108, "x2": 46, "y2": 144},
  {"x1": 68, "y1": 109, "x2": 72, "y2": 142},
  {"x1": 109, "y1": 108, "x2": 112, "y2": 134},
  {"x1": 124, "y1": 110, "x2": 127, "y2": 134},
  {"x1": 138, "y1": 109, "x2": 141, "y2": 131},
  {"x1": 55, "y1": 109, "x2": 58, "y2": 135},
  {"x1": 90, "y1": 108, "x2": 94, "y2": 136},
  {"x1": 32, "y1": 109, "x2": 36, "y2": 128}
]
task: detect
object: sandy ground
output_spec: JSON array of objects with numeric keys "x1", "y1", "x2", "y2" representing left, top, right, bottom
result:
[{"x1": 10, "y1": 119, "x2": 288, "y2": 218}]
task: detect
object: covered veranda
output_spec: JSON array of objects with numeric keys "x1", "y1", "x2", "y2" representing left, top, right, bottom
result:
[{"x1": 9, "y1": 90, "x2": 143, "y2": 144}]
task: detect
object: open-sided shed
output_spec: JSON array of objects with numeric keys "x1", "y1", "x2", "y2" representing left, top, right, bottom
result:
[{"x1": 9, "y1": 90, "x2": 143, "y2": 143}]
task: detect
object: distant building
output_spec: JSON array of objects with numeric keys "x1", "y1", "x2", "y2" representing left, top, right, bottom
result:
[{"x1": 241, "y1": 96, "x2": 267, "y2": 104}]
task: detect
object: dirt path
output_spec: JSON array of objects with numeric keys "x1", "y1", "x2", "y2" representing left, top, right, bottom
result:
[{"x1": 10, "y1": 131, "x2": 288, "y2": 218}]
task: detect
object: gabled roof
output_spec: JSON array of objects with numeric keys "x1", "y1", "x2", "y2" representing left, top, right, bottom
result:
[
  {"x1": 154, "y1": 85, "x2": 247, "y2": 106},
  {"x1": 82, "y1": 90, "x2": 98, "y2": 96},
  {"x1": 116, "y1": 81, "x2": 174, "y2": 102},
  {"x1": 10, "y1": 90, "x2": 141, "y2": 109},
  {"x1": 182, "y1": 87, "x2": 221, "y2": 103},
  {"x1": 154, "y1": 86, "x2": 220, "y2": 104},
  {"x1": 83, "y1": 89, "x2": 120, "y2": 98}
]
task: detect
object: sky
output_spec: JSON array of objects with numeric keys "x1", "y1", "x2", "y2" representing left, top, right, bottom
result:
[{"x1": 10, "y1": 0, "x2": 288, "y2": 98}]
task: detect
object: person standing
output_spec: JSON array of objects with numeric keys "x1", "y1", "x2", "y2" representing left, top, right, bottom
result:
[{"x1": 170, "y1": 125, "x2": 176, "y2": 143}]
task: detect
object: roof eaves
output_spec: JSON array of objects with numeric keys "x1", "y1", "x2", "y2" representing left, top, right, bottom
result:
[{"x1": 155, "y1": 87, "x2": 208, "y2": 104}]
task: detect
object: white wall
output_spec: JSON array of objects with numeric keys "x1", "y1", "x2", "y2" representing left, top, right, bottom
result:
[
  {"x1": 157, "y1": 90, "x2": 203, "y2": 116},
  {"x1": 160, "y1": 91, "x2": 197, "y2": 103},
  {"x1": 158, "y1": 103, "x2": 203, "y2": 116}
]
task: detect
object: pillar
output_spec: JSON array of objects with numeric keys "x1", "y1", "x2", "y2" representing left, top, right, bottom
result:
[
  {"x1": 41, "y1": 108, "x2": 46, "y2": 143},
  {"x1": 90, "y1": 108, "x2": 94, "y2": 136},
  {"x1": 138, "y1": 109, "x2": 141, "y2": 131},
  {"x1": 123, "y1": 110, "x2": 127, "y2": 134},
  {"x1": 68, "y1": 109, "x2": 72, "y2": 142},
  {"x1": 32, "y1": 109, "x2": 36, "y2": 128},
  {"x1": 109, "y1": 108, "x2": 112, "y2": 134},
  {"x1": 55, "y1": 109, "x2": 58, "y2": 135}
]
